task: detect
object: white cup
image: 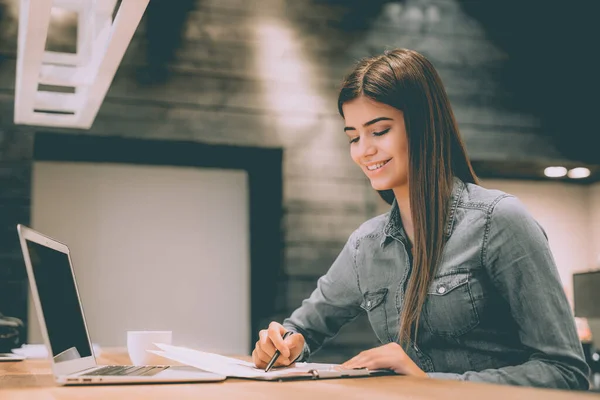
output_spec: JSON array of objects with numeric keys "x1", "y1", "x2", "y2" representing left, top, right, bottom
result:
[{"x1": 126, "y1": 330, "x2": 172, "y2": 366}]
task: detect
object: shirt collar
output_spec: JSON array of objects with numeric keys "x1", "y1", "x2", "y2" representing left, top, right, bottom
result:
[
  {"x1": 381, "y1": 198, "x2": 405, "y2": 246},
  {"x1": 381, "y1": 177, "x2": 465, "y2": 247}
]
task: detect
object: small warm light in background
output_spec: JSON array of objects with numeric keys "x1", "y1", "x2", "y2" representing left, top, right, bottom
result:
[
  {"x1": 253, "y1": 20, "x2": 325, "y2": 127},
  {"x1": 544, "y1": 166, "x2": 567, "y2": 178},
  {"x1": 567, "y1": 167, "x2": 591, "y2": 179}
]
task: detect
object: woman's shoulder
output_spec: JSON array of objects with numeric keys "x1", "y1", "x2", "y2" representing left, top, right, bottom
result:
[
  {"x1": 461, "y1": 182, "x2": 513, "y2": 208},
  {"x1": 462, "y1": 183, "x2": 540, "y2": 231},
  {"x1": 351, "y1": 211, "x2": 389, "y2": 242}
]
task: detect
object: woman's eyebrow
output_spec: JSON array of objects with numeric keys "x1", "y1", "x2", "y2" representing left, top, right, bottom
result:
[{"x1": 344, "y1": 117, "x2": 393, "y2": 131}]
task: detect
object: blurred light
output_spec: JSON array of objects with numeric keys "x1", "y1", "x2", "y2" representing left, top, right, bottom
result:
[
  {"x1": 544, "y1": 166, "x2": 567, "y2": 178},
  {"x1": 425, "y1": 5, "x2": 441, "y2": 23},
  {"x1": 383, "y1": 3, "x2": 404, "y2": 24},
  {"x1": 567, "y1": 167, "x2": 590, "y2": 179},
  {"x1": 253, "y1": 20, "x2": 325, "y2": 131}
]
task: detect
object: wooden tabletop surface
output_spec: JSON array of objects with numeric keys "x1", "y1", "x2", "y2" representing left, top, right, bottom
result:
[{"x1": 0, "y1": 348, "x2": 597, "y2": 399}]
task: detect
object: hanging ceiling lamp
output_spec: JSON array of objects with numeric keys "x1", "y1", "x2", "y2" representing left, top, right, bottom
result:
[{"x1": 14, "y1": 0, "x2": 149, "y2": 129}]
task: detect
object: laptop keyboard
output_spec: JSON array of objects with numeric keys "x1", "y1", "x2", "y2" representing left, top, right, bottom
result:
[{"x1": 81, "y1": 365, "x2": 169, "y2": 377}]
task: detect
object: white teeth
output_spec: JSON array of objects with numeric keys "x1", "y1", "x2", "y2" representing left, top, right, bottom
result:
[{"x1": 366, "y1": 160, "x2": 388, "y2": 171}]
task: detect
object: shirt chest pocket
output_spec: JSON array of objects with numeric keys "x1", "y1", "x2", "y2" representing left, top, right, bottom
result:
[
  {"x1": 360, "y1": 288, "x2": 392, "y2": 343},
  {"x1": 422, "y1": 271, "x2": 480, "y2": 337}
]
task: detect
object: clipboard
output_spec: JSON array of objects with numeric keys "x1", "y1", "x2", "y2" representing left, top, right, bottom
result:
[{"x1": 150, "y1": 343, "x2": 394, "y2": 381}]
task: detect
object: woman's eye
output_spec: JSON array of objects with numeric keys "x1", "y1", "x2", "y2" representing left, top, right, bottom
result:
[
  {"x1": 349, "y1": 137, "x2": 359, "y2": 144},
  {"x1": 373, "y1": 128, "x2": 391, "y2": 136}
]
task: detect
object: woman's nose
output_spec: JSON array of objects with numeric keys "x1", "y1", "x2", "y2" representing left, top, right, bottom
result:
[{"x1": 359, "y1": 138, "x2": 377, "y2": 157}]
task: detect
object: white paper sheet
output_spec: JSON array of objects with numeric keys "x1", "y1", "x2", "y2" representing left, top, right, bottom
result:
[{"x1": 151, "y1": 343, "x2": 341, "y2": 379}]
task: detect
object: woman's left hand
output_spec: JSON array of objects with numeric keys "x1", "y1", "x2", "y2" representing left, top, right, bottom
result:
[{"x1": 341, "y1": 343, "x2": 428, "y2": 378}]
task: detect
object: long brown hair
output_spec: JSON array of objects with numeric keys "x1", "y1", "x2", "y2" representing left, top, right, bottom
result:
[{"x1": 338, "y1": 49, "x2": 478, "y2": 345}]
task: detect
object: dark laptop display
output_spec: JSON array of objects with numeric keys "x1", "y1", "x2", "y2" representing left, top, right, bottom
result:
[
  {"x1": 25, "y1": 240, "x2": 92, "y2": 362},
  {"x1": 18, "y1": 224, "x2": 225, "y2": 385},
  {"x1": 573, "y1": 270, "x2": 600, "y2": 319}
]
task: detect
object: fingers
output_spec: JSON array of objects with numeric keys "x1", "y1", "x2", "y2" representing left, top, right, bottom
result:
[
  {"x1": 344, "y1": 360, "x2": 378, "y2": 370},
  {"x1": 267, "y1": 321, "x2": 290, "y2": 358},
  {"x1": 341, "y1": 343, "x2": 411, "y2": 375},
  {"x1": 258, "y1": 329, "x2": 277, "y2": 355},
  {"x1": 253, "y1": 322, "x2": 299, "y2": 369},
  {"x1": 341, "y1": 353, "x2": 364, "y2": 369},
  {"x1": 273, "y1": 355, "x2": 292, "y2": 367},
  {"x1": 342, "y1": 351, "x2": 377, "y2": 370},
  {"x1": 253, "y1": 343, "x2": 291, "y2": 369},
  {"x1": 252, "y1": 348, "x2": 268, "y2": 369},
  {"x1": 253, "y1": 329, "x2": 274, "y2": 368}
]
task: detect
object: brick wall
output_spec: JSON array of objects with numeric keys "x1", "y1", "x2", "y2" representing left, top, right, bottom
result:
[
  {"x1": 0, "y1": 126, "x2": 33, "y2": 327},
  {"x1": 0, "y1": 0, "x2": 561, "y2": 362}
]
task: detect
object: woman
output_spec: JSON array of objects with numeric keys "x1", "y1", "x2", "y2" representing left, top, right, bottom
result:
[{"x1": 252, "y1": 49, "x2": 589, "y2": 390}]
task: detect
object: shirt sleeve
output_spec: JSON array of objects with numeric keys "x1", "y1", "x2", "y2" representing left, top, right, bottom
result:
[
  {"x1": 429, "y1": 195, "x2": 590, "y2": 390},
  {"x1": 282, "y1": 230, "x2": 364, "y2": 360}
]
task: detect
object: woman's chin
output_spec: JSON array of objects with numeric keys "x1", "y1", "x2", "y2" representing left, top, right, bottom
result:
[{"x1": 370, "y1": 181, "x2": 393, "y2": 191}]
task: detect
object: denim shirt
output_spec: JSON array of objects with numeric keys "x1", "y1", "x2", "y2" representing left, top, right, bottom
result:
[{"x1": 283, "y1": 178, "x2": 590, "y2": 390}]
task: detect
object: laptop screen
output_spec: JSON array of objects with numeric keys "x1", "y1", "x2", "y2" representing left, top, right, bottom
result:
[
  {"x1": 26, "y1": 240, "x2": 92, "y2": 362},
  {"x1": 573, "y1": 270, "x2": 600, "y2": 318}
]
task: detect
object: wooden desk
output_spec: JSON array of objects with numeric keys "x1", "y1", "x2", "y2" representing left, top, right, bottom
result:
[{"x1": 0, "y1": 349, "x2": 597, "y2": 400}]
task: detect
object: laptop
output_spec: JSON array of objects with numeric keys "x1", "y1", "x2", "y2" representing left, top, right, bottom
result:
[{"x1": 16, "y1": 224, "x2": 226, "y2": 385}]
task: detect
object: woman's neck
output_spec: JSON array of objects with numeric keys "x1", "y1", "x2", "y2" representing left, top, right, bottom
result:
[{"x1": 392, "y1": 185, "x2": 414, "y2": 245}]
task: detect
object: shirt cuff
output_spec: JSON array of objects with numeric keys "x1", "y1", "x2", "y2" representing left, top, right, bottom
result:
[{"x1": 427, "y1": 372, "x2": 465, "y2": 381}]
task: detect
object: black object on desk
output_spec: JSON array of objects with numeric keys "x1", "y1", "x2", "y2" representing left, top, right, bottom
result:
[
  {"x1": 573, "y1": 270, "x2": 600, "y2": 391},
  {"x1": 0, "y1": 313, "x2": 24, "y2": 353}
]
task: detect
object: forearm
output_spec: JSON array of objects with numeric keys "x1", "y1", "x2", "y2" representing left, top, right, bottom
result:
[
  {"x1": 282, "y1": 303, "x2": 326, "y2": 354},
  {"x1": 282, "y1": 290, "x2": 361, "y2": 359},
  {"x1": 428, "y1": 357, "x2": 589, "y2": 390},
  {"x1": 280, "y1": 231, "x2": 364, "y2": 360}
]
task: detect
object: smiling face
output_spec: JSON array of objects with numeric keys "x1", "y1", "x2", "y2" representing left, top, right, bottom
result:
[{"x1": 342, "y1": 96, "x2": 409, "y2": 192}]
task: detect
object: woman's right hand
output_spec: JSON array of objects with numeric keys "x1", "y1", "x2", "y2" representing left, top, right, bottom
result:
[{"x1": 252, "y1": 321, "x2": 305, "y2": 369}]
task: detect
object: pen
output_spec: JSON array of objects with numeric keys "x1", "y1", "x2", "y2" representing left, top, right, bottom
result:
[{"x1": 264, "y1": 331, "x2": 294, "y2": 372}]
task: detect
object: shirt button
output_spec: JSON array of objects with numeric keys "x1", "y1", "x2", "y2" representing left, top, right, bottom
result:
[
  {"x1": 437, "y1": 286, "x2": 446, "y2": 294},
  {"x1": 367, "y1": 300, "x2": 372, "y2": 307}
]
